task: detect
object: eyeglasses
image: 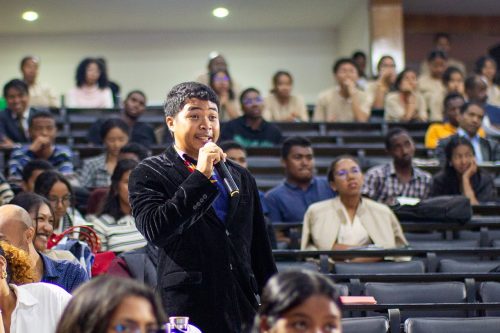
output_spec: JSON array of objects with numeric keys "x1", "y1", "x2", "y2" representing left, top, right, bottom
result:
[
  {"x1": 242, "y1": 96, "x2": 263, "y2": 106},
  {"x1": 47, "y1": 195, "x2": 72, "y2": 206},
  {"x1": 113, "y1": 323, "x2": 163, "y2": 333},
  {"x1": 213, "y1": 76, "x2": 229, "y2": 82},
  {"x1": 335, "y1": 167, "x2": 361, "y2": 179}
]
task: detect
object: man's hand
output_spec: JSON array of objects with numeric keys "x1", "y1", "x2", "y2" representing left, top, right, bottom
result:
[
  {"x1": 196, "y1": 142, "x2": 226, "y2": 179},
  {"x1": 29, "y1": 136, "x2": 51, "y2": 153},
  {"x1": 463, "y1": 159, "x2": 478, "y2": 180},
  {"x1": 344, "y1": 79, "x2": 357, "y2": 97}
]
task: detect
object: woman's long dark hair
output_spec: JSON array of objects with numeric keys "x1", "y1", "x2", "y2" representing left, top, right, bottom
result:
[
  {"x1": 75, "y1": 57, "x2": 109, "y2": 88},
  {"x1": 56, "y1": 275, "x2": 165, "y2": 333},
  {"x1": 270, "y1": 71, "x2": 293, "y2": 95},
  {"x1": 209, "y1": 69, "x2": 235, "y2": 100},
  {"x1": 99, "y1": 159, "x2": 138, "y2": 220},
  {"x1": 250, "y1": 270, "x2": 341, "y2": 333}
]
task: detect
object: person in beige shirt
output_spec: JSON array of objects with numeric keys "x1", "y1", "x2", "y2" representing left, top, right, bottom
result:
[
  {"x1": 420, "y1": 33, "x2": 466, "y2": 75},
  {"x1": 209, "y1": 70, "x2": 241, "y2": 121},
  {"x1": 475, "y1": 55, "x2": 500, "y2": 107},
  {"x1": 428, "y1": 66, "x2": 465, "y2": 121},
  {"x1": 385, "y1": 69, "x2": 427, "y2": 122},
  {"x1": 263, "y1": 71, "x2": 308, "y2": 122},
  {"x1": 20, "y1": 56, "x2": 59, "y2": 108},
  {"x1": 314, "y1": 58, "x2": 371, "y2": 122},
  {"x1": 301, "y1": 156, "x2": 407, "y2": 252},
  {"x1": 365, "y1": 55, "x2": 397, "y2": 111},
  {"x1": 418, "y1": 50, "x2": 447, "y2": 110}
]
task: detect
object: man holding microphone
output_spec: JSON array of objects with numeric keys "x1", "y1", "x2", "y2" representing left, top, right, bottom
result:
[{"x1": 128, "y1": 82, "x2": 277, "y2": 333}]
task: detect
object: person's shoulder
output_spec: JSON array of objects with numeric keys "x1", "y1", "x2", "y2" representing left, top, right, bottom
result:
[
  {"x1": 17, "y1": 282, "x2": 71, "y2": 299},
  {"x1": 362, "y1": 197, "x2": 392, "y2": 215},
  {"x1": 54, "y1": 145, "x2": 73, "y2": 154},
  {"x1": 317, "y1": 87, "x2": 336, "y2": 99},
  {"x1": 413, "y1": 166, "x2": 432, "y2": 179},
  {"x1": 385, "y1": 91, "x2": 399, "y2": 101},
  {"x1": 308, "y1": 197, "x2": 335, "y2": 212},
  {"x1": 365, "y1": 163, "x2": 388, "y2": 176},
  {"x1": 83, "y1": 153, "x2": 105, "y2": 164},
  {"x1": 265, "y1": 182, "x2": 287, "y2": 198}
]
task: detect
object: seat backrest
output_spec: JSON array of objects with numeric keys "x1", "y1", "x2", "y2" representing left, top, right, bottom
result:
[
  {"x1": 405, "y1": 317, "x2": 500, "y2": 333},
  {"x1": 438, "y1": 259, "x2": 500, "y2": 273},
  {"x1": 404, "y1": 232, "x2": 444, "y2": 241},
  {"x1": 334, "y1": 261, "x2": 425, "y2": 274},
  {"x1": 275, "y1": 261, "x2": 318, "y2": 273},
  {"x1": 342, "y1": 316, "x2": 388, "y2": 333},
  {"x1": 479, "y1": 281, "x2": 500, "y2": 316},
  {"x1": 408, "y1": 239, "x2": 478, "y2": 250},
  {"x1": 364, "y1": 282, "x2": 467, "y2": 320}
]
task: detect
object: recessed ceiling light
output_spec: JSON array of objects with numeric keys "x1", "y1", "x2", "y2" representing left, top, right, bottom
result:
[
  {"x1": 212, "y1": 7, "x2": 229, "y2": 18},
  {"x1": 22, "y1": 11, "x2": 39, "y2": 22}
]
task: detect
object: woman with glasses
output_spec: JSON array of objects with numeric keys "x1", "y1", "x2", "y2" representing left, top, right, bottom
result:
[
  {"x1": 301, "y1": 156, "x2": 407, "y2": 253},
  {"x1": 56, "y1": 275, "x2": 165, "y2": 333},
  {"x1": 263, "y1": 71, "x2": 308, "y2": 122},
  {"x1": 209, "y1": 69, "x2": 241, "y2": 121},
  {"x1": 34, "y1": 170, "x2": 87, "y2": 233}
]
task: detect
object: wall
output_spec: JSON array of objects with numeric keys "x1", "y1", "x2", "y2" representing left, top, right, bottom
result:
[{"x1": 0, "y1": 28, "x2": 338, "y2": 105}]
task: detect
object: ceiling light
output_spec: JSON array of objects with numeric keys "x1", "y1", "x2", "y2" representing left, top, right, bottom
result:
[
  {"x1": 212, "y1": 7, "x2": 229, "y2": 18},
  {"x1": 22, "y1": 11, "x2": 39, "y2": 22}
]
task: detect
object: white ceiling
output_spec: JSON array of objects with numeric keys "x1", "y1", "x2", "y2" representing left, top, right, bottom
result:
[{"x1": 1, "y1": 0, "x2": 365, "y2": 35}]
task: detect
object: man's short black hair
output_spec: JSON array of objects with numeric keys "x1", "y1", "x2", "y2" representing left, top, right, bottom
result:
[
  {"x1": 281, "y1": 136, "x2": 312, "y2": 159},
  {"x1": 443, "y1": 92, "x2": 464, "y2": 110},
  {"x1": 125, "y1": 90, "x2": 147, "y2": 101},
  {"x1": 332, "y1": 58, "x2": 358, "y2": 74},
  {"x1": 28, "y1": 110, "x2": 56, "y2": 128},
  {"x1": 434, "y1": 32, "x2": 451, "y2": 43},
  {"x1": 22, "y1": 159, "x2": 54, "y2": 182},
  {"x1": 385, "y1": 127, "x2": 411, "y2": 150},
  {"x1": 239, "y1": 87, "x2": 261, "y2": 108},
  {"x1": 460, "y1": 101, "x2": 484, "y2": 115},
  {"x1": 427, "y1": 49, "x2": 448, "y2": 62},
  {"x1": 119, "y1": 142, "x2": 150, "y2": 161},
  {"x1": 20, "y1": 55, "x2": 39, "y2": 69},
  {"x1": 164, "y1": 81, "x2": 219, "y2": 117},
  {"x1": 464, "y1": 75, "x2": 485, "y2": 92},
  {"x1": 219, "y1": 140, "x2": 246, "y2": 153},
  {"x1": 3, "y1": 79, "x2": 29, "y2": 97},
  {"x1": 352, "y1": 51, "x2": 366, "y2": 60},
  {"x1": 100, "y1": 118, "x2": 130, "y2": 141},
  {"x1": 442, "y1": 66, "x2": 463, "y2": 85}
]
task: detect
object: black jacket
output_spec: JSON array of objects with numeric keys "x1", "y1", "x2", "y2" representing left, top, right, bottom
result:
[
  {"x1": 129, "y1": 145, "x2": 277, "y2": 333},
  {"x1": 436, "y1": 133, "x2": 500, "y2": 165},
  {"x1": 0, "y1": 108, "x2": 37, "y2": 143}
]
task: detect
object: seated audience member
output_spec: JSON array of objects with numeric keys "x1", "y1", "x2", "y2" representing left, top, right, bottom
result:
[
  {"x1": 418, "y1": 50, "x2": 448, "y2": 109},
  {"x1": 425, "y1": 93, "x2": 486, "y2": 149},
  {"x1": 429, "y1": 66, "x2": 465, "y2": 121},
  {"x1": 420, "y1": 33, "x2": 466, "y2": 75},
  {"x1": 265, "y1": 137, "x2": 335, "y2": 223},
  {"x1": 0, "y1": 172, "x2": 14, "y2": 205},
  {"x1": 196, "y1": 53, "x2": 240, "y2": 91},
  {"x1": 56, "y1": 275, "x2": 165, "y2": 333},
  {"x1": 0, "y1": 204, "x2": 88, "y2": 292},
  {"x1": 87, "y1": 90, "x2": 157, "y2": 147},
  {"x1": 0, "y1": 240, "x2": 71, "y2": 333},
  {"x1": 431, "y1": 136, "x2": 497, "y2": 205},
  {"x1": 20, "y1": 56, "x2": 58, "y2": 108},
  {"x1": 436, "y1": 102, "x2": 500, "y2": 164},
  {"x1": 10, "y1": 192, "x2": 77, "y2": 262},
  {"x1": 7, "y1": 111, "x2": 74, "y2": 181},
  {"x1": 66, "y1": 57, "x2": 114, "y2": 108},
  {"x1": 80, "y1": 118, "x2": 130, "y2": 188},
  {"x1": 21, "y1": 159, "x2": 54, "y2": 192},
  {"x1": 87, "y1": 159, "x2": 146, "y2": 252},
  {"x1": 385, "y1": 68, "x2": 427, "y2": 122},
  {"x1": 251, "y1": 270, "x2": 342, "y2": 333},
  {"x1": 366, "y1": 55, "x2": 397, "y2": 111},
  {"x1": 107, "y1": 243, "x2": 159, "y2": 288},
  {"x1": 362, "y1": 128, "x2": 432, "y2": 205},
  {"x1": 302, "y1": 156, "x2": 408, "y2": 251},
  {"x1": 118, "y1": 142, "x2": 151, "y2": 161},
  {"x1": 465, "y1": 75, "x2": 500, "y2": 136},
  {"x1": 264, "y1": 71, "x2": 308, "y2": 122},
  {"x1": 475, "y1": 55, "x2": 500, "y2": 106},
  {"x1": 98, "y1": 57, "x2": 121, "y2": 107},
  {"x1": 34, "y1": 170, "x2": 87, "y2": 233},
  {"x1": 0, "y1": 79, "x2": 37, "y2": 147},
  {"x1": 220, "y1": 87, "x2": 283, "y2": 147},
  {"x1": 209, "y1": 69, "x2": 241, "y2": 120},
  {"x1": 314, "y1": 58, "x2": 371, "y2": 122},
  {"x1": 352, "y1": 50, "x2": 369, "y2": 88}
]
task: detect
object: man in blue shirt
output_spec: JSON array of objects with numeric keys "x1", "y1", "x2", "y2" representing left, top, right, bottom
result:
[
  {"x1": 0, "y1": 204, "x2": 89, "y2": 293},
  {"x1": 265, "y1": 136, "x2": 335, "y2": 224},
  {"x1": 464, "y1": 75, "x2": 500, "y2": 136}
]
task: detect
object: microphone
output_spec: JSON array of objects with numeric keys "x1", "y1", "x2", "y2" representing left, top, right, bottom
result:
[{"x1": 215, "y1": 160, "x2": 240, "y2": 197}]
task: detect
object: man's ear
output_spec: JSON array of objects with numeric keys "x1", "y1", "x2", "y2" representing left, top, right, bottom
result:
[
  {"x1": 25, "y1": 226, "x2": 35, "y2": 243},
  {"x1": 330, "y1": 181, "x2": 337, "y2": 192},
  {"x1": 165, "y1": 116, "x2": 175, "y2": 133}
]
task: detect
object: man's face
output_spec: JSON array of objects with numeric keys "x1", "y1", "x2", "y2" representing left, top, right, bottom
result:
[
  {"x1": 124, "y1": 93, "x2": 146, "y2": 119},
  {"x1": 166, "y1": 98, "x2": 219, "y2": 158},
  {"x1": 29, "y1": 117, "x2": 57, "y2": 143},
  {"x1": 283, "y1": 145, "x2": 314, "y2": 183},
  {"x1": 467, "y1": 78, "x2": 488, "y2": 104},
  {"x1": 435, "y1": 36, "x2": 451, "y2": 54},
  {"x1": 429, "y1": 57, "x2": 447, "y2": 78},
  {"x1": 388, "y1": 133, "x2": 415, "y2": 166},
  {"x1": 209, "y1": 56, "x2": 227, "y2": 73},
  {"x1": 459, "y1": 104, "x2": 484, "y2": 136},
  {"x1": 241, "y1": 91, "x2": 264, "y2": 119},
  {"x1": 335, "y1": 63, "x2": 359, "y2": 86},
  {"x1": 21, "y1": 58, "x2": 38, "y2": 83},
  {"x1": 445, "y1": 97, "x2": 464, "y2": 127},
  {"x1": 5, "y1": 87, "x2": 29, "y2": 116},
  {"x1": 0, "y1": 218, "x2": 31, "y2": 253},
  {"x1": 225, "y1": 148, "x2": 247, "y2": 168}
]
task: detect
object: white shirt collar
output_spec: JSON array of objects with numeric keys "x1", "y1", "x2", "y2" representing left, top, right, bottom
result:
[{"x1": 10, "y1": 284, "x2": 38, "y2": 309}]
